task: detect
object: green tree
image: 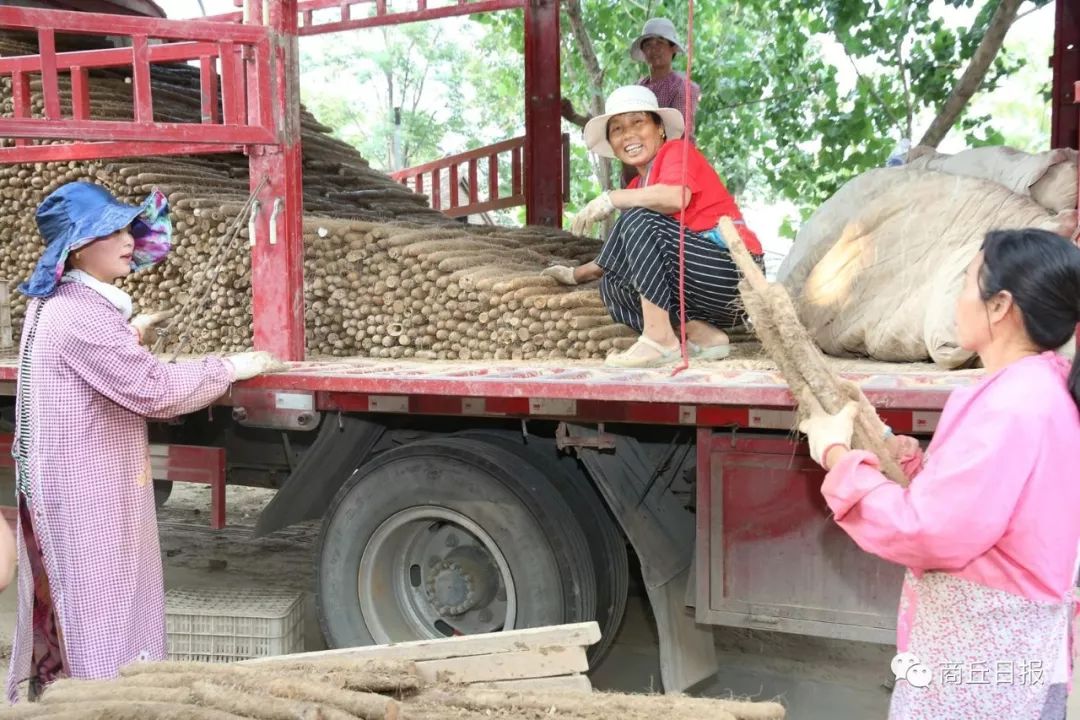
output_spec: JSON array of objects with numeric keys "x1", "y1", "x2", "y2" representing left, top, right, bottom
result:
[
  {"x1": 539, "y1": 0, "x2": 1051, "y2": 225},
  {"x1": 299, "y1": 20, "x2": 523, "y2": 172}
]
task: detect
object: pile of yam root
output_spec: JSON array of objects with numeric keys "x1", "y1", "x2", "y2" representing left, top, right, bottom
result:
[
  {"x1": 0, "y1": 658, "x2": 786, "y2": 720},
  {"x1": 0, "y1": 33, "x2": 640, "y2": 360}
]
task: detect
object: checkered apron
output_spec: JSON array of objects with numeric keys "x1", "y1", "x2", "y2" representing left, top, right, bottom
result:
[{"x1": 7, "y1": 283, "x2": 232, "y2": 702}]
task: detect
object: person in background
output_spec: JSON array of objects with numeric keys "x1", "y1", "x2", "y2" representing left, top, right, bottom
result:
[
  {"x1": 799, "y1": 228, "x2": 1080, "y2": 719},
  {"x1": 630, "y1": 17, "x2": 699, "y2": 145},
  {"x1": 6, "y1": 182, "x2": 280, "y2": 702},
  {"x1": 544, "y1": 86, "x2": 762, "y2": 368},
  {"x1": 562, "y1": 18, "x2": 700, "y2": 187}
]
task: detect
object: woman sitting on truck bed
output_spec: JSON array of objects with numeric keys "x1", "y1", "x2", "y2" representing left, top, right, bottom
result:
[
  {"x1": 799, "y1": 228, "x2": 1080, "y2": 719},
  {"x1": 542, "y1": 85, "x2": 762, "y2": 369}
]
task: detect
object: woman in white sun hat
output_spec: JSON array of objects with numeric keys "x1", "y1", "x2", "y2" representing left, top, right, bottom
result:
[{"x1": 543, "y1": 86, "x2": 763, "y2": 368}]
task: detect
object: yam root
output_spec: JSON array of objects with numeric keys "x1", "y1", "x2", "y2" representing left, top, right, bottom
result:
[{"x1": 717, "y1": 218, "x2": 906, "y2": 485}]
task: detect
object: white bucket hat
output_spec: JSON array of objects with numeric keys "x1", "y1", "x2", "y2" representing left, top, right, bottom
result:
[
  {"x1": 583, "y1": 85, "x2": 684, "y2": 159},
  {"x1": 629, "y1": 18, "x2": 685, "y2": 62}
]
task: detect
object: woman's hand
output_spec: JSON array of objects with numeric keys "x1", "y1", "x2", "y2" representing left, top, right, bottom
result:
[
  {"x1": 799, "y1": 401, "x2": 858, "y2": 469},
  {"x1": 886, "y1": 434, "x2": 920, "y2": 463},
  {"x1": 226, "y1": 351, "x2": 287, "y2": 381},
  {"x1": 129, "y1": 309, "x2": 174, "y2": 346},
  {"x1": 571, "y1": 193, "x2": 616, "y2": 236},
  {"x1": 542, "y1": 261, "x2": 603, "y2": 286},
  {"x1": 541, "y1": 265, "x2": 578, "y2": 286}
]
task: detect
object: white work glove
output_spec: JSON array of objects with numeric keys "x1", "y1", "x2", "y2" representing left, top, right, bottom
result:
[
  {"x1": 571, "y1": 192, "x2": 616, "y2": 236},
  {"x1": 129, "y1": 309, "x2": 174, "y2": 346},
  {"x1": 541, "y1": 265, "x2": 578, "y2": 286},
  {"x1": 798, "y1": 401, "x2": 858, "y2": 468},
  {"x1": 226, "y1": 351, "x2": 283, "y2": 381}
]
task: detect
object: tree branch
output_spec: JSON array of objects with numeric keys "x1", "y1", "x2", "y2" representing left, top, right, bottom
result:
[
  {"x1": 895, "y1": 0, "x2": 914, "y2": 138},
  {"x1": 843, "y1": 52, "x2": 905, "y2": 138},
  {"x1": 560, "y1": 99, "x2": 590, "y2": 128},
  {"x1": 918, "y1": 0, "x2": 1024, "y2": 148},
  {"x1": 564, "y1": 0, "x2": 612, "y2": 192}
]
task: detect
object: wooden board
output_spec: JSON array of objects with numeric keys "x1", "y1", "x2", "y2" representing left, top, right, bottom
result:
[
  {"x1": 475, "y1": 675, "x2": 593, "y2": 694},
  {"x1": 243, "y1": 621, "x2": 601, "y2": 666},
  {"x1": 415, "y1": 646, "x2": 588, "y2": 684}
]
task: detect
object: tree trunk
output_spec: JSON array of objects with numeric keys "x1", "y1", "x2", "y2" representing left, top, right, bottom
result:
[
  {"x1": 564, "y1": 0, "x2": 613, "y2": 193},
  {"x1": 918, "y1": 0, "x2": 1024, "y2": 148}
]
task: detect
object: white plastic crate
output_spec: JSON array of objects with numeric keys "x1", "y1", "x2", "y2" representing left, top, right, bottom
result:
[{"x1": 165, "y1": 587, "x2": 304, "y2": 662}]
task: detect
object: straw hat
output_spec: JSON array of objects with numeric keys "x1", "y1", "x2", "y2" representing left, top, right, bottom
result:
[
  {"x1": 583, "y1": 86, "x2": 684, "y2": 159},
  {"x1": 629, "y1": 18, "x2": 685, "y2": 62}
]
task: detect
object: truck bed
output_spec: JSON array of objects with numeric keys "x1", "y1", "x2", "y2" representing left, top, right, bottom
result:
[{"x1": 0, "y1": 343, "x2": 977, "y2": 432}]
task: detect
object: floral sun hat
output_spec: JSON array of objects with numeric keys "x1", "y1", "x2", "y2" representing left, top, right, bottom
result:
[{"x1": 20, "y1": 181, "x2": 172, "y2": 298}]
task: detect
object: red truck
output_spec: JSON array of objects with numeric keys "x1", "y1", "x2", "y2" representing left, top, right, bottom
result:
[{"x1": 0, "y1": 0, "x2": 1074, "y2": 693}]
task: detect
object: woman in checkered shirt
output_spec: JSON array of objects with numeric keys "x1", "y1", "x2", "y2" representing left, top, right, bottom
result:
[{"x1": 6, "y1": 182, "x2": 278, "y2": 702}]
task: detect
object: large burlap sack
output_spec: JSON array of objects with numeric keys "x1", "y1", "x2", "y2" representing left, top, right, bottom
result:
[
  {"x1": 906, "y1": 145, "x2": 1077, "y2": 213},
  {"x1": 1031, "y1": 159, "x2": 1078, "y2": 215},
  {"x1": 777, "y1": 168, "x2": 902, "y2": 291},
  {"x1": 791, "y1": 169, "x2": 1076, "y2": 367}
]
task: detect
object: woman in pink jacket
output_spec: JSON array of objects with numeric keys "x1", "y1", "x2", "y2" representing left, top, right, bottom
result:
[{"x1": 799, "y1": 228, "x2": 1080, "y2": 719}]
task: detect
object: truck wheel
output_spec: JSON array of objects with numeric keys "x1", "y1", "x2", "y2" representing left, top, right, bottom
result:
[
  {"x1": 454, "y1": 430, "x2": 629, "y2": 665},
  {"x1": 315, "y1": 438, "x2": 597, "y2": 650}
]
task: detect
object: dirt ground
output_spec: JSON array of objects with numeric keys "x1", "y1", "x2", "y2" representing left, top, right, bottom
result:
[{"x1": 0, "y1": 484, "x2": 1076, "y2": 719}]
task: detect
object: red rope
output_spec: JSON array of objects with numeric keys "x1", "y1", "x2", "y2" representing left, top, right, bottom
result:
[{"x1": 671, "y1": 0, "x2": 694, "y2": 376}]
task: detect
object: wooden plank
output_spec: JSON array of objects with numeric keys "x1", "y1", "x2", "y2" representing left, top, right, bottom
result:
[
  {"x1": 475, "y1": 674, "x2": 593, "y2": 694},
  {"x1": 415, "y1": 646, "x2": 588, "y2": 684},
  {"x1": 243, "y1": 621, "x2": 600, "y2": 665}
]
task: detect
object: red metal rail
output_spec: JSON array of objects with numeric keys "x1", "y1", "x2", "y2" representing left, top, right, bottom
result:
[
  {"x1": 0, "y1": 6, "x2": 275, "y2": 160},
  {"x1": 1052, "y1": 0, "x2": 1079, "y2": 151},
  {"x1": 390, "y1": 134, "x2": 569, "y2": 218},
  {"x1": 214, "y1": 0, "x2": 525, "y2": 34},
  {"x1": 0, "y1": 358, "x2": 972, "y2": 431}
]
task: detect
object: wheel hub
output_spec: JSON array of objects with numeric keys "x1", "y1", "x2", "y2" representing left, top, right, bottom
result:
[
  {"x1": 425, "y1": 546, "x2": 500, "y2": 616},
  {"x1": 357, "y1": 506, "x2": 517, "y2": 643}
]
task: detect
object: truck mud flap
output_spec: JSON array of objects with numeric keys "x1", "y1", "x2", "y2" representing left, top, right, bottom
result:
[
  {"x1": 254, "y1": 414, "x2": 384, "y2": 537},
  {"x1": 572, "y1": 425, "x2": 716, "y2": 692},
  {"x1": 571, "y1": 425, "x2": 693, "y2": 588}
]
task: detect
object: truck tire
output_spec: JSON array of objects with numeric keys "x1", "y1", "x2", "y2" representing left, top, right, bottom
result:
[
  {"x1": 315, "y1": 437, "x2": 597, "y2": 651},
  {"x1": 454, "y1": 430, "x2": 629, "y2": 665}
]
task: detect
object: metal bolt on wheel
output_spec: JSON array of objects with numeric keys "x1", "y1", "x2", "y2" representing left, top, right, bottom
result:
[{"x1": 358, "y1": 505, "x2": 517, "y2": 643}]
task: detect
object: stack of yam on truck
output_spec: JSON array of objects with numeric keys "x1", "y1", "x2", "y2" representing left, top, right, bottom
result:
[{"x1": 0, "y1": 32, "x2": 637, "y2": 360}]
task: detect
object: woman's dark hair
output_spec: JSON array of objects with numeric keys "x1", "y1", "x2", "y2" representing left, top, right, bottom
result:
[{"x1": 979, "y1": 228, "x2": 1080, "y2": 411}]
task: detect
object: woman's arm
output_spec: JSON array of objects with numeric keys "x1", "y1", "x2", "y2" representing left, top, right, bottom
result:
[
  {"x1": 59, "y1": 310, "x2": 233, "y2": 420},
  {"x1": 573, "y1": 261, "x2": 604, "y2": 283},
  {"x1": 609, "y1": 185, "x2": 691, "y2": 216},
  {"x1": 820, "y1": 409, "x2": 1036, "y2": 571}
]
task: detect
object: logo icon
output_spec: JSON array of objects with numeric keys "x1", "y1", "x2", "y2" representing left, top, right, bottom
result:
[{"x1": 891, "y1": 652, "x2": 932, "y2": 688}]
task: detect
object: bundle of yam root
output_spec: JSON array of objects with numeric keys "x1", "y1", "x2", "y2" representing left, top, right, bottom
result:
[
  {"x1": 0, "y1": 658, "x2": 786, "y2": 720},
  {"x1": 719, "y1": 218, "x2": 907, "y2": 484},
  {"x1": 0, "y1": 33, "x2": 641, "y2": 360}
]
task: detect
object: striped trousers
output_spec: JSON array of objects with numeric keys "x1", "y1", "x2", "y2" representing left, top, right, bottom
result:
[{"x1": 596, "y1": 208, "x2": 755, "y2": 334}]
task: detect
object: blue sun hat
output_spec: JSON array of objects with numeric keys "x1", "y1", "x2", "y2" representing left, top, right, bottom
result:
[{"x1": 19, "y1": 182, "x2": 172, "y2": 298}]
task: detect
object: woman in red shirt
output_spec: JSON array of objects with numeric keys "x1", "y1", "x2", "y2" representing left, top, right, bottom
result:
[{"x1": 544, "y1": 85, "x2": 762, "y2": 368}]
